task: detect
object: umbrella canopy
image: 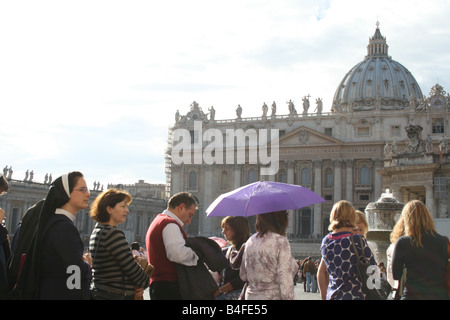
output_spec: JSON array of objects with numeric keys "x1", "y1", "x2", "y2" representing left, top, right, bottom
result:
[{"x1": 206, "y1": 181, "x2": 325, "y2": 217}]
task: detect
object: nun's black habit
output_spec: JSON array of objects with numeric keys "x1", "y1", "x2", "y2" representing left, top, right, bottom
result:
[{"x1": 8, "y1": 174, "x2": 91, "y2": 299}]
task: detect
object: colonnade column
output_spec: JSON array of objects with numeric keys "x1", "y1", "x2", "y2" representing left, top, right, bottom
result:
[
  {"x1": 345, "y1": 160, "x2": 353, "y2": 203},
  {"x1": 202, "y1": 165, "x2": 214, "y2": 235},
  {"x1": 233, "y1": 165, "x2": 241, "y2": 189},
  {"x1": 171, "y1": 164, "x2": 183, "y2": 195},
  {"x1": 402, "y1": 188, "x2": 410, "y2": 203},
  {"x1": 334, "y1": 160, "x2": 342, "y2": 201},
  {"x1": 374, "y1": 159, "x2": 383, "y2": 199},
  {"x1": 286, "y1": 160, "x2": 295, "y2": 184},
  {"x1": 313, "y1": 160, "x2": 322, "y2": 238},
  {"x1": 425, "y1": 184, "x2": 436, "y2": 218},
  {"x1": 286, "y1": 160, "x2": 295, "y2": 234}
]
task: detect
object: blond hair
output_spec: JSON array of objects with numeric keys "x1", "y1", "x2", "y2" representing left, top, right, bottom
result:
[
  {"x1": 401, "y1": 200, "x2": 437, "y2": 247},
  {"x1": 390, "y1": 216, "x2": 405, "y2": 244},
  {"x1": 328, "y1": 200, "x2": 356, "y2": 231},
  {"x1": 354, "y1": 210, "x2": 369, "y2": 237}
]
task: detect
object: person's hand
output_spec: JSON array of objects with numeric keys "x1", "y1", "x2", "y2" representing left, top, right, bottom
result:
[
  {"x1": 135, "y1": 287, "x2": 144, "y2": 299},
  {"x1": 83, "y1": 252, "x2": 92, "y2": 267},
  {"x1": 0, "y1": 208, "x2": 5, "y2": 224}
]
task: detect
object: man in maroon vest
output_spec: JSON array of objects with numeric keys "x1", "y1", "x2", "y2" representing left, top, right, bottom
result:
[{"x1": 146, "y1": 192, "x2": 199, "y2": 299}]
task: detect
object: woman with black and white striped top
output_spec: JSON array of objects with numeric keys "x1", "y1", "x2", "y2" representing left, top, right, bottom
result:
[{"x1": 89, "y1": 189, "x2": 149, "y2": 300}]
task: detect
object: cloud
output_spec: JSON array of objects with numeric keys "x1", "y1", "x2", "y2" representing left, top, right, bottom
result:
[
  {"x1": 134, "y1": 82, "x2": 234, "y2": 93},
  {"x1": 315, "y1": 0, "x2": 331, "y2": 21},
  {"x1": 1, "y1": 0, "x2": 449, "y2": 186},
  {"x1": 1, "y1": 115, "x2": 167, "y2": 184}
]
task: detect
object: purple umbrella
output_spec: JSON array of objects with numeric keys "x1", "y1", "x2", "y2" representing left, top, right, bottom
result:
[{"x1": 206, "y1": 181, "x2": 325, "y2": 217}]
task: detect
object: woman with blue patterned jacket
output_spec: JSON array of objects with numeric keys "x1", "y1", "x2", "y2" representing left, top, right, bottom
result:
[{"x1": 317, "y1": 200, "x2": 376, "y2": 300}]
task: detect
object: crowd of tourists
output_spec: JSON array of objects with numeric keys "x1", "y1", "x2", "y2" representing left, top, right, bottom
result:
[{"x1": 0, "y1": 172, "x2": 448, "y2": 300}]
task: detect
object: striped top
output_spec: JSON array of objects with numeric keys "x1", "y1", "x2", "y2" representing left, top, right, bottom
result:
[{"x1": 89, "y1": 223, "x2": 149, "y2": 295}]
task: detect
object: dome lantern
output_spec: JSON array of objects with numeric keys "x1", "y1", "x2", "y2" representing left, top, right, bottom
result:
[{"x1": 366, "y1": 21, "x2": 390, "y2": 58}]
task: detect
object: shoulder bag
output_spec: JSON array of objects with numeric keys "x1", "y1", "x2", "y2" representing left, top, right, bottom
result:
[{"x1": 350, "y1": 234, "x2": 391, "y2": 300}]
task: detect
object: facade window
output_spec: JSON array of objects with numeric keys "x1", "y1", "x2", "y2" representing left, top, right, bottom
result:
[
  {"x1": 325, "y1": 128, "x2": 332, "y2": 136},
  {"x1": 325, "y1": 168, "x2": 333, "y2": 187},
  {"x1": 357, "y1": 127, "x2": 370, "y2": 136},
  {"x1": 248, "y1": 169, "x2": 257, "y2": 183},
  {"x1": 434, "y1": 177, "x2": 447, "y2": 199},
  {"x1": 432, "y1": 119, "x2": 444, "y2": 134},
  {"x1": 296, "y1": 208, "x2": 312, "y2": 236},
  {"x1": 189, "y1": 171, "x2": 197, "y2": 188},
  {"x1": 360, "y1": 166, "x2": 370, "y2": 185},
  {"x1": 301, "y1": 168, "x2": 311, "y2": 186}
]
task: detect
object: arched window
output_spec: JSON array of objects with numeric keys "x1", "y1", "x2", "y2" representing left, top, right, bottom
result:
[
  {"x1": 189, "y1": 171, "x2": 197, "y2": 188},
  {"x1": 301, "y1": 168, "x2": 310, "y2": 186},
  {"x1": 360, "y1": 166, "x2": 370, "y2": 185}
]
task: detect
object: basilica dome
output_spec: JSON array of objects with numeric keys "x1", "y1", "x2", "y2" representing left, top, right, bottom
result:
[{"x1": 332, "y1": 23, "x2": 423, "y2": 113}]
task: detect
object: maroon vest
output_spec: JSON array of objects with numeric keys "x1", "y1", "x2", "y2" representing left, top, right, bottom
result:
[{"x1": 146, "y1": 214, "x2": 187, "y2": 284}]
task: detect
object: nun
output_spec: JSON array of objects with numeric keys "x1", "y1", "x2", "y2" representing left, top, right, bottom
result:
[{"x1": 34, "y1": 172, "x2": 92, "y2": 299}]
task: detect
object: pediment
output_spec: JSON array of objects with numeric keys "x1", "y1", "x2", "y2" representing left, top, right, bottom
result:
[{"x1": 277, "y1": 126, "x2": 343, "y2": 147}]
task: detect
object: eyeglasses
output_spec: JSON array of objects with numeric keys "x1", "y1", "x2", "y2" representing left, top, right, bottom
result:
[{"x1": 73, "y1": 187, "x2": 89, "y2": 193}]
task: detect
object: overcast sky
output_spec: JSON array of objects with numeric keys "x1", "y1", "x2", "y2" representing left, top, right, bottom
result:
[{"x1": 1, "y1": 0, "x2": 449, "y2": 187}]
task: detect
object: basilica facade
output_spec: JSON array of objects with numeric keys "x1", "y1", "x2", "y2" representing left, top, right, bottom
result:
[{"x1": 166, "y1": 24, "x2": 450, "y2": 239}]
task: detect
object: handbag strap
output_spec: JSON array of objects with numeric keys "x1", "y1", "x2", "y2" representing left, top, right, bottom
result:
[
  {"x1": 350, "y1": 234, "x2": 362, "y2": 259},
  {"x1": 350, "y1": 234, "x2": 367, "y2": 285}
]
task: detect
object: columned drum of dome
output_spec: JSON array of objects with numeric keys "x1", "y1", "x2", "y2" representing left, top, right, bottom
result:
[{"x1": 332, "y1": 23, "x2": 423, "y2": 113}]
